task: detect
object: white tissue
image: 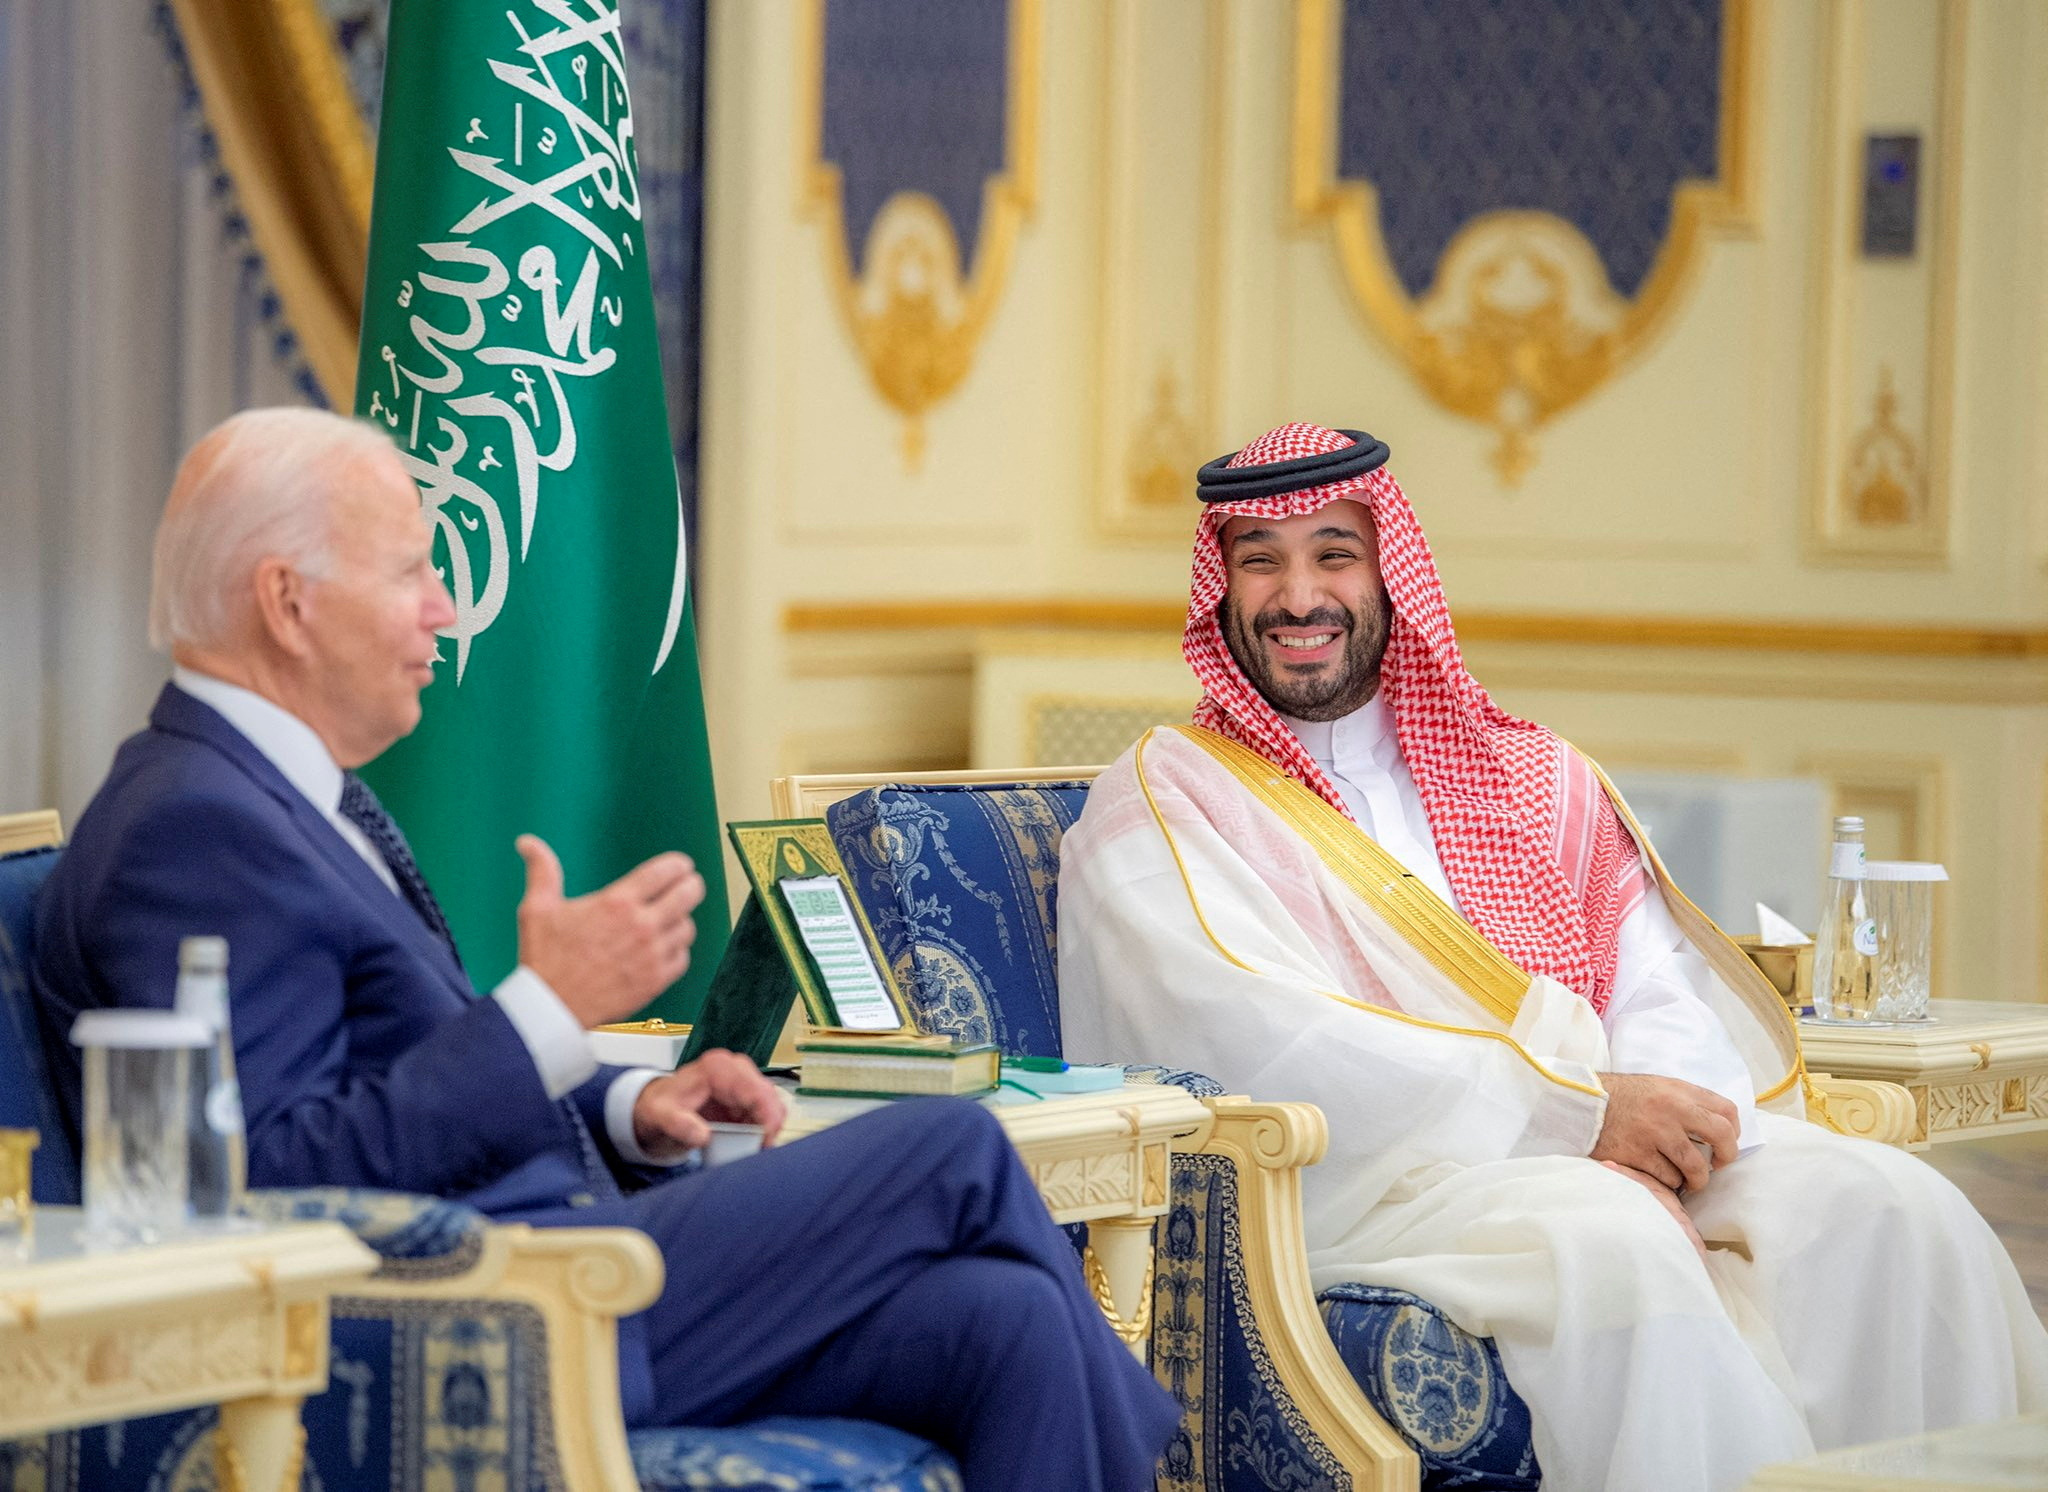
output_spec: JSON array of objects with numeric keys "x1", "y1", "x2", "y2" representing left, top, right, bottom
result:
[{"x1": 1755, "y1": 903, "x2": 1812, "y2": 946}]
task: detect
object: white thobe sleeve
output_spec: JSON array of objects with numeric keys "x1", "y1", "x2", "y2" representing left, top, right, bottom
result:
[{"x1": 1601, "y1": 882, "x2": 1764, "y2": 1150}]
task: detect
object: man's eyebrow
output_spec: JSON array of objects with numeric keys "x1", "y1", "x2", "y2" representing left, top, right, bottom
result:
[
  {"x1": 1227, "y1": 526, "x2": 1278, "y2": 550},
  {"x1": 1312, "y1": 525, "x2": 1367, "y2": 543}
]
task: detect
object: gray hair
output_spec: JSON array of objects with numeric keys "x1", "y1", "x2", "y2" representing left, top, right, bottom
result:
[{"x1": 149, "y1": 408, "x2": 407, "y2": 652}]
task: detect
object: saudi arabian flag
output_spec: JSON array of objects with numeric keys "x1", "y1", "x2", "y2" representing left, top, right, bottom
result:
[{"x1": 354, "y1": 0, "x2": 726, "y2": 1020}]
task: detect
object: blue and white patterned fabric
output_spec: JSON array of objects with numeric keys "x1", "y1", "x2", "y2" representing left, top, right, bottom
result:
[
  {"x1": 1321, "y1": 1285, "x2": 1540, "y2": 1490},
  {"x1": 824, "y1": 779, "x2": 1547, "y2": 1489},
  {"x1": 631, "y1": 1419, "x2": 961, "y2": 1491}
]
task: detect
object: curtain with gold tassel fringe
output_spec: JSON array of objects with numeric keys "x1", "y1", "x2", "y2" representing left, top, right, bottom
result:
[{"x1": 162, "y1": 0, "x2": 373, "y2": 408}]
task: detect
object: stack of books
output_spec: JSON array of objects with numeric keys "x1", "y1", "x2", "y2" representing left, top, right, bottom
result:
[{"x1": 796, "y1": 1029, "x2": 1001, "y2": 1099}]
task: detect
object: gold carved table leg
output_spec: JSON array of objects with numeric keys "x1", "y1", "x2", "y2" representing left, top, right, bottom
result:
[
  {"x1": 215, "y1": 1393, "x2": 309, "y2": 1492},
  {"x1": 1083, "y1": 1214, "x2": 1156, "y2": 1361}
]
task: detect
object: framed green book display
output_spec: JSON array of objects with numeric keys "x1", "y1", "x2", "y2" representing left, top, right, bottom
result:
[{"x1": 686, "y1": 819, "x2": 917, "y2": 1067}]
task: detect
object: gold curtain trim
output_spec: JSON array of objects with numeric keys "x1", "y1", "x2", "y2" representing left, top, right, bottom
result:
[
  {"x1": 1130, "y1": 728, "x2": 1604, "y2": 1100},
  {"x1": 167, "y1": 0, "x2": 373, "y2": 408}
]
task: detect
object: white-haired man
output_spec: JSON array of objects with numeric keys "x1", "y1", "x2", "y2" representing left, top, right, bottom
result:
[{"x1": 34, "y1": 408, "x2": 1180, "y2": 1490}]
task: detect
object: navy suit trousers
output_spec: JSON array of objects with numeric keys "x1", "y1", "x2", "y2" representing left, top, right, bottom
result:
[{"x1": 515, "y1": 1099, "x2": 1179, "y2": 1492}]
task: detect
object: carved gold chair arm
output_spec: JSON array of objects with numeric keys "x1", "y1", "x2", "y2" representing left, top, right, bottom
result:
[
  {"x1": 343, "y1": 1223, "x2": 662, "y2": 1492},
  {"x1": 1807, "y1": 1073, "x2": 1918, "y2": 1147},
  {"x1": 1199, "y1": 1097, "x2": 1421, "y2": 1492}
]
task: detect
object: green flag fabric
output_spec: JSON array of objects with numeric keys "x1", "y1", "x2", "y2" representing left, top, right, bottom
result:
[{"x1": 354, "y1": 0, "x2": 726, "y2": 1020}]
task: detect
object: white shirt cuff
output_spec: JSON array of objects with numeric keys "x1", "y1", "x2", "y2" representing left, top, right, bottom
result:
[
  {"x1": 604, "y1": 1067, "x2": 695, "y2": 1166},
  {"x1": 492, "y1": 965, "x2": 598, "y2": 1100}
]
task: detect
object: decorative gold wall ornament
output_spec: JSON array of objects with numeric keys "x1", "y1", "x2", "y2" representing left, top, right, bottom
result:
[
  {"x1": 1843, "y1": 367, "x2": 1924, "y2": 528},
  {"x1": 800, "y1": 1, "x2": 1041, "y2": 468},
  {"x1": 1126, "y1": 366, "x2": 1203, "y2": 511},
  {"x1": 1291, "y1": 0, "x2": 1754, "y2": 484}
]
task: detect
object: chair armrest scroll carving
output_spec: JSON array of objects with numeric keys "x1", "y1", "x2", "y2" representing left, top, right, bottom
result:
[{"x1": 1807, "y1": 1073, "x2": 1918, "y2": 1147}]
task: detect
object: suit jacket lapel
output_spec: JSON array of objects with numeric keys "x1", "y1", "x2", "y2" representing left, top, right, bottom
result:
[{"x1": 149, "y1": 685, "x2": 476, "y2": 1001}]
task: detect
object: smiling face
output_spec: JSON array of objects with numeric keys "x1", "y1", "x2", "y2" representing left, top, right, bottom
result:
[
  {"x1": 1218, "y1": 498, "x2": 1390, "y2": 722},
  {"x1": 296, "y1": 450, "x2": 457, "y2": 766}
]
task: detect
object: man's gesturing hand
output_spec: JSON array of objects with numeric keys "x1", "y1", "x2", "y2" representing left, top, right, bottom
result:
[
  {"x1": 515, "y1": 835, "x2": 705, "y2": 1027},
  {"x1": 1591, "y1": 1072, "x2": 1739, "y2": 1195},
  {"x1": 632, "y1": 1049, "x2": 787, "y2": 1156}
]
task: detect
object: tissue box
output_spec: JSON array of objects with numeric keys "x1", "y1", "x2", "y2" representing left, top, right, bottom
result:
[
  {"x1": 1733, "y1": 938, "x2": 1813, "y2": 1011},
  {"x1": 589, "y1": 1019, "x2": 692, "y2": 1070}
]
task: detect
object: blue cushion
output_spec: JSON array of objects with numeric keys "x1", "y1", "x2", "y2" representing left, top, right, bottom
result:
[
  {"x1": 629, "y1": 1419, "x2": 960, "y2": 1491},
  {"x1": 1320, "y1": 1284, "x2": 1540, "y2": 1491},
  {"x1": 825, "y1": 782, "x2": 1093, "y2": 1056},
  {"x1": 0, "y1": 844, "x2": 78, "y2": 1204},
  {"x1": 242, "y1": 1187, "x2": 488, "y2": 1278}
]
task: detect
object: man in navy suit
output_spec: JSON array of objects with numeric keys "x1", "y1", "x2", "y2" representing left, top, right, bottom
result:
[{"x1": 34, "y1": 408, "x2": 1180, "y2": 1490}]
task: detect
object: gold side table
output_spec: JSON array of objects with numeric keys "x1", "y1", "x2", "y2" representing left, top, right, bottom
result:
[
  {"x1": 1799, "y1": 999, "x2": 2048, "y2": 1150},
  {"x1": 782, "y1": 1083, "x2": 1214, "y2": 1354},
  {"x1": 0, "y1": 1208, "x2": 377, "y2": 1492}
]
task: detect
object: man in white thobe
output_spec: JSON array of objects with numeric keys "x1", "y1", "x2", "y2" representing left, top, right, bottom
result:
[{"x1": 1058, "y1": 422, "x2": 2048, "y2": 1492}]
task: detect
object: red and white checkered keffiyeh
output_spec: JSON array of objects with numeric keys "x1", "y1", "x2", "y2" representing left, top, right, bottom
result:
[{"x1": 1185, "y1": 421, "x2": 1648, "y2": 1011}]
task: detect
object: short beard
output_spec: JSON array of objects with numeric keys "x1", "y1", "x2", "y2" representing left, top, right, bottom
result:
[{"x1": 1221, "y1": 595, "x2": 1389, "y2": 723}]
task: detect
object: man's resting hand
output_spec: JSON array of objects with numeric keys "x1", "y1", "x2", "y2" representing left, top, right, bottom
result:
[
  {"x1": 515, "y1": 835, "x2": 706, "y2": 1027},
  {"x1": 1591, "y1": 1072, "x2": 1739, "y2": 1195},
  {"x1": 1599, "y1": 1161, "x2": 1707, "y2": 1261},
  {"x1": 633, "y1": 1049, "x2": 787, "y2": 1156}
]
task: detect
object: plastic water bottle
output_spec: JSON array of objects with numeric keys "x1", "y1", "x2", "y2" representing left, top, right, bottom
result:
[
  {"x1": 1812, "y1": 817, "x2": 1878, "y2": 1021},
  {"x1": 173, "y1": 935, "x2": 246, "y2": 1218}
]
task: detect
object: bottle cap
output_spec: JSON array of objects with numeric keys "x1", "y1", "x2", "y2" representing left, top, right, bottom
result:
[
  {"x1": 178, "y1": 936, "x2": 228, "y2": 974},
  {"x1": 70, "y1": 1009, "x2": 211, "y2": 1050},
  {"x1": 1831, "y1": 815, "x2": 1865, "y2": 834}
]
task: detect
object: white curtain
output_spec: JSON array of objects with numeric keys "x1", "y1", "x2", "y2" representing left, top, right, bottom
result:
[{"x1": 0, "y1": 0, "x2": 307, "y2": 827}]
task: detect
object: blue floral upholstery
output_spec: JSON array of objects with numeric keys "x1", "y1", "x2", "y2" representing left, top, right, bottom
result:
[
  {"x1": 824, "y1": 779, "x2": 1547, "y2": 1490},
  {"x1": 0, "y1": 842, "x2": 956, "y2": 1492},
  {"x1": 631, "y1": 1419, "x2": 962, "y2": 1491},
  {"x1": 1320, "y1": 1285, "x2": 1540, "y2": 1491},
  {"x1": 0, "y1": 845, "x2": 80, "y2": 1204}
]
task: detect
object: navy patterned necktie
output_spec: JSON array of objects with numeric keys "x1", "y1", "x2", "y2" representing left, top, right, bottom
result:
[
  {"x1": 339, "y1": 772, "x2": 463, "y2": 971},
  {"x1": 341, "y1": 773, "x2": 620, "y2": 1204}
]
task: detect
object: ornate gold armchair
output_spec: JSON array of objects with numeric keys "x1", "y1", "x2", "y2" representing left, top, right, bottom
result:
[{"x1": 770, "y1": 767, "x2": 1913, "y2": 1492}]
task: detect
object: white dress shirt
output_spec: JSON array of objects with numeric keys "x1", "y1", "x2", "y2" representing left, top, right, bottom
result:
[
  {"x1": 1282, "y1": 692, "x2": 1762, "y2": 1148},
  {"x1": 171, "y1": 668, "x2": 684, "y2": 1165}
]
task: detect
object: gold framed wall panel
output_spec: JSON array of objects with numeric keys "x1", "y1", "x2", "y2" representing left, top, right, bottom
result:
[
  {"x1": 796, "y1": 0, "x2": 1041, "y2": 469},
  {"x1": 1802, "y1": 0, "x2": 1964, "y2": 566},
  {"x1": 1092, "y1": 0, "x2": 1230, "y2": 538},
  {"x1": 1290, "y1": 0, "x2": 1758, "y2": 486}
]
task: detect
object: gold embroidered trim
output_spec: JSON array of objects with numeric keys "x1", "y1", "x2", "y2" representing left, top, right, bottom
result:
[
  {"x1": 1131, "y1": 729, "x2": 1605, "y2": 1101},
  {"x1": 1169, "y1": 725, "x2": 1529, "y2": 1025}
]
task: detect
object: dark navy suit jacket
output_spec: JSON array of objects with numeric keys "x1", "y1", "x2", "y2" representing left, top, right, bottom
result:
[{"x1": 33, "y1": 683, "x2": 633, "y2": 1214}]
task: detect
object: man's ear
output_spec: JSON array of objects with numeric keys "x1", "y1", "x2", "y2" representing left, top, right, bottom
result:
[{"x1": 250, "y1": 557, "x2": 314, "y2": 658}]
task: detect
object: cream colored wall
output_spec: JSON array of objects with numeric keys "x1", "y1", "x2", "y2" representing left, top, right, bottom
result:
[{"x1": 700, "y1": 1, "x2": 2048, "y2": 1000}]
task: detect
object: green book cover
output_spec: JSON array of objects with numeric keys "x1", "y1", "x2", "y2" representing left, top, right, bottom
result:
[{"x1": 354, "y1": 0, "x2": 727, "y2": 1020}]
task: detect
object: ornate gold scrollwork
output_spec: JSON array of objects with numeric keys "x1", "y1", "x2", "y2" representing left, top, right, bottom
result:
[
  {"x1": 1291, "y1": 0, "x2": 1754, "y2": 484},
  {"x1": 1845, "y1": 367, "x2": 1925, "y2": 529},
  {"x1": 800, "y1": 1, "x2": 1041, "y2": 468},
  {"x1": 1081, "y1": 1244, "x2": 1154, "y2": 1347}
]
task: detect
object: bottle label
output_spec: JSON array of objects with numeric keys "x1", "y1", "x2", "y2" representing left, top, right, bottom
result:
[
  {"x1": 1852, "y1": 919, "x2": 1879, "y2": 957},
  {"x1": 1830, "y1": 843, "x2": 1866, "y2": 879},
  {"x1": 206, "y1": 1080, "x2": 244, "y2": 1136}
]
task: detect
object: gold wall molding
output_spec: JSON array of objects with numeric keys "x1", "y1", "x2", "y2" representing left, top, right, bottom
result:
[
  {"x1": 1803, "y1": 0, "x2": 1964, "y2": 565},
  {"x1": 1291, "y1": 0, "x2": 1755, "y2": 485},
  {"x1": 1092, "y1": 0, "x2": 1230, "y2": 538},
  {"x1": 783, "y1": 598, "x2": 2048, "y2": 658},
  {"x1": 798, "y1": 0, "x2": 1040, "y2": 468}
]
